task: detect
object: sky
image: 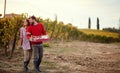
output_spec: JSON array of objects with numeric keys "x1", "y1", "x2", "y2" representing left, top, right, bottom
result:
[{"x1": 0, "y1": 0, "x2": 120, "y2": 29}]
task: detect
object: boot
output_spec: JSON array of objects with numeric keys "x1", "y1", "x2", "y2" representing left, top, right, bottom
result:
[
  {"x1": 24, "y1": 61, "x2": 29, "y2": 73},
  {"x1": 37, "y1": 58, "x2": 41, "y2": 72},
  {"x1": 34, "y1": 61, "x2": 40, "y2": 73}
]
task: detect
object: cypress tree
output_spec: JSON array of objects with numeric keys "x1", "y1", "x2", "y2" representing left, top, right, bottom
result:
[
  {"x1": 97, "y1": 17, "x2": 100, "y2": 30},
  {"x1": 88, "y1": 17, "x2": 91, "y2": 29}
]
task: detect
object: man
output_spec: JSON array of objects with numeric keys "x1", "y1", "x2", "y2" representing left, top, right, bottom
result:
[{"x1": 27, "y1": 16, "x2": 46, "y2": 73}]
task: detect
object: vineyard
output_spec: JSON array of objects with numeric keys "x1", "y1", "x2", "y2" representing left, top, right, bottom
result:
[
  {"x1": 0, "y1": 14, "x2": 82, "y2": 56},
  {"x1": 0, "y1": 14, "x2": 120, "y2": 56},
  {"x1": 0, "y1": 14, "x2": 120, "y2": 73}
]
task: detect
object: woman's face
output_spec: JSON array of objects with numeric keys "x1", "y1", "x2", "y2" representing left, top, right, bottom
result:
[{"x1": 23, "y1": 20, "x2": 28, "y2": 26}]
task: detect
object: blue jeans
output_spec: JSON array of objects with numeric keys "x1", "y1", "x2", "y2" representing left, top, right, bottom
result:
[{"x1": 32, "y1": 44, "x2": 43, "y2": 65}]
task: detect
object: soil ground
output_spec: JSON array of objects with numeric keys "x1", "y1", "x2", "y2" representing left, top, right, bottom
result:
[{"x1": 0, "y1": 41, "x2": 120, "y2": 73}]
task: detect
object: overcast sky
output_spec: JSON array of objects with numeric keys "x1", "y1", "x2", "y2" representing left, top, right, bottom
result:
[{"x1": 0, "y1": 0, "x2": 120, "y2": 29}]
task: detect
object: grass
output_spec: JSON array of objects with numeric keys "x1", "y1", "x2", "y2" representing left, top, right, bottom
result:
[{"x1": 79, "y1": 29, "x2": 119, "y2": 39}]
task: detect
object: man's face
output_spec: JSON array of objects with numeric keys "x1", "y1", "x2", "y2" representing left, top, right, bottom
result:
[{"x1": 29, "y1": 18, "x2": 34, "y2": 24}]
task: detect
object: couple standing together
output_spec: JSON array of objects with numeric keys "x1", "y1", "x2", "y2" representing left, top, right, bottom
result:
[{"x1": 20, "y1": 16, "x2": 46, "y2": 73}]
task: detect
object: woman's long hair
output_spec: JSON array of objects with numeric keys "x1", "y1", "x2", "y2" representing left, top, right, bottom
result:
[{"x1": 26, "y1": 19, "x2": 30, "y2": 26}]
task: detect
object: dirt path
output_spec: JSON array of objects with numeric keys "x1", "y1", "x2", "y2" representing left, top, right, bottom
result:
[{"x1": 0, "y1": 41, "x2": 120, "y2": 73}]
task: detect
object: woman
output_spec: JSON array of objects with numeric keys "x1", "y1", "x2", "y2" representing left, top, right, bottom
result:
[{"x1": 20, "y1": 19, "x2": 32, "y2": 73}]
